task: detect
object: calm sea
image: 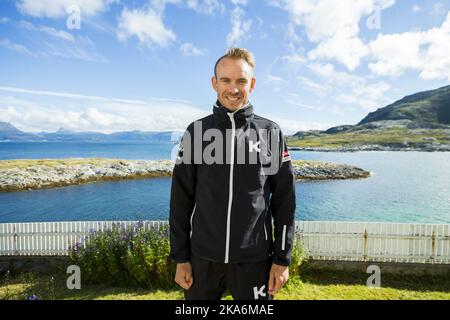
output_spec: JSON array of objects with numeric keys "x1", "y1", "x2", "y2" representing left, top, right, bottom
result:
[{"x1": 0, "y1": 142, "x2": 449, "y2": 224}]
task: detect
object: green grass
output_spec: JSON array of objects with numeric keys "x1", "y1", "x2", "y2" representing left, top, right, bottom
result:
[
  {"x1": 2, "y1": 269, "x2": 450, "y2": 300},
  {"x1": 287, "y1": 128, "x2": 450, "y2": 148},
  {"x1": 0, "y1": 158, "x2": 124, "y2": 170}
]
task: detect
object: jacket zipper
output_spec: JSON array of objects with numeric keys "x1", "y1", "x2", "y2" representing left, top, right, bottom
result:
[
  {"x1": 282, "y1": 224, "x2": 287, "y2": 251},
  {"x1": 189, "y1": 203, "x2": 197, "y2": 239},
  {"x1": 225, "y1": 111, "x2": 236, "y2": 263},
  {"x1": 264, "y1": 222, "x2": 268, "y2": 241}
]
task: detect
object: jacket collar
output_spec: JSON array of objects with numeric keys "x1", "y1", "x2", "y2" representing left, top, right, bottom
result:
[{"x1": 213, "y1": 100, "x2": 254, "y2": 128}]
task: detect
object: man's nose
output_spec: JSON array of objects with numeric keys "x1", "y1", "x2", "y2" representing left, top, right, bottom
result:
[{"x1": 228, "y1": 87, "x2": 239, "y2": 94}]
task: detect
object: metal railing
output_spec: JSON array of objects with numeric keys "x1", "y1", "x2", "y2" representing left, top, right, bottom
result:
[{"x1": 1, "y1": 220, "x2": 449, "y2": 264}]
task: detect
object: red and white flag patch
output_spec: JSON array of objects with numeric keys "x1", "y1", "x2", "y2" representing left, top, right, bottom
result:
[{"x1": 282, "y1": 150, "x2": 291, "y2": 163}]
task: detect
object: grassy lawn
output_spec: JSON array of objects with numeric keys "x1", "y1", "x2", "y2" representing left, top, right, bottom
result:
[
  {"x1": 2, "y1": 269, "x2": 449, "y2": 300},
  {"x1": 0, "y1": 158, "x2": 124, "y2": 170},
  {"x1": 286, "y1": 128, "x2": 450, "y2": 148}
]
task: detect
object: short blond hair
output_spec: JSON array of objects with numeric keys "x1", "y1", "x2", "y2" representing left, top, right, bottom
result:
[{"x1": 214, "y1": 47, "x2": 255, "y2": 78}]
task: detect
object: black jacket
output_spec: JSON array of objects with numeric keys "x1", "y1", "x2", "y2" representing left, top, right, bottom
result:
[{"x1": 169, "y1": 101, "x2": 296, "y2": 266}]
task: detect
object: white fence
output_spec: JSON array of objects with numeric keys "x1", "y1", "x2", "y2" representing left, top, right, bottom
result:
[
  {"x1": 297, "y1": 221, "x2": 450, "y2": 264},
  {"x1": 0, "y1": 221, "x2": 167, "y2": 256},
  {"x1": 0, "y1": 221, "x2": 449, "y2": 264}
]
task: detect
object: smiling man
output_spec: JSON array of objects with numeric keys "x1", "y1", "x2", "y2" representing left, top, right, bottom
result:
[{"x1": 169, "y1": 47, "x2": 296, "y2": 300}]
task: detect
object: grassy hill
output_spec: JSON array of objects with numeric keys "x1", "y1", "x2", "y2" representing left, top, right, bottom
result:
[
  {"x1": 359, "y1": 85, "x2": 450, "y2": 126},
  {"x1": 288, "y1": 85, "x2": 450, "y2": 151}
]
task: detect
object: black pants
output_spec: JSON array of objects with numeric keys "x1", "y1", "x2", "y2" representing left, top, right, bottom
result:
[{"x1": 185, "y1": 255, "x2": 274, "y2": 300}]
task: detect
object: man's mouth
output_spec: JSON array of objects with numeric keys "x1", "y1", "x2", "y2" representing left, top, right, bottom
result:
[{"x1": 226, "y1": 96, "x2": 241, "y2": 102}]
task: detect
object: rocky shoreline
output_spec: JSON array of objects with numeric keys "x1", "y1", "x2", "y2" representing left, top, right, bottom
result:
[
  {"x1": 0, "y1": 159, "x2": 370, "y2": 192},
  {"x1": 289, "y1": 143, "x2": 450, "y2": 152}
]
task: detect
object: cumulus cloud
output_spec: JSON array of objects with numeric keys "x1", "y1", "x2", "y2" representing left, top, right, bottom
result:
[
  {"x1": 0, "y1": 87, "x2": 207, "y2": 133},
  {"x1": 268, "y1": 0, "x2": 395, "y2": 70},
  {"x1": 227, "y1": 6, "x2": 252, "y2": 46},
  {"x1": 180, "y1": 43, "x2": 207, "y2": 56},
  {"x1": 186, "y1": 0, "x2": 225, "y2": 15},
  {"x1": 117, "y1": 8, "x2": 176, "y2": 48},
  {"x1": 369, "y1": 12, "x2": 450, "y2": 81},
  {"x1": 307, "y1": 62, "x2": 392, "y2": 110},
  {"x1": 412, "y1": 4, "x2": 422, "y2": 13},
  {"x1": 16, "y1": 0, "x2": 116, "y2": 18}
]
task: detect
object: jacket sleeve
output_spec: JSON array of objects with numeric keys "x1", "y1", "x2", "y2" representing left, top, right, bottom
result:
[
  {"x1": 268, "y1": 129, "x2": 296, "y2": 266},
  {"x1": 169, "y1": 125, "x2": 197, "y2": 263}
]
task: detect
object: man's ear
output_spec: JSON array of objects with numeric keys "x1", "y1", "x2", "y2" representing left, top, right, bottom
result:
[
  {"x1": 249, "y1": 77, "x2": 256, "y2": 93},
  {"x1": 211, "y1": 76, "x2": 218, "y2": 92}
]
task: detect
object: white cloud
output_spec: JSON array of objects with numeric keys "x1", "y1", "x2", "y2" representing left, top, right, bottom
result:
[
  {"x1": 19, "y1": 21, "x2": 75, "y2": 42},
  {"x1": 227, "y1": 6, "x2": 252, "y2": 46},
  {"x1": 308, "y1": 29, "x2": 369, "y2": 71},
  {"x1": 412, "y1": 4, "x2": 422, "y2": 13},
  {"x1": 336, "y1": 81, "x2": 391, "y2": 111},
  {"x1": 306, "y1": 62, "x2": 392, "y2": 111},
  {"x1": 282, "y1": 53, "x2": 307, "y2": 64},
  {"x1": 39, "y1": 36, "x2": 108, "y2": 62},
  {"x1": 12, "y1": 20, "x2": 107, "y2": 62},
  {"x1": 265, "y1": 75, "x2": 288, "y2": 85},
  {"x1": 296, "y1": 75, "x2": 327, "y2": 95},
  {"x1": 186, "y1": 0, "x2": 226, "y2": 15},
  {"x1": 368, "y1": 32, "x2": 423, "y2": 76},
  {"x1": 268, "y1": 0, "x2": 396, "y2": 70},
  {"x1": 431, "y1": 2, "x2": 446, "y2": 15},
  {"x1": 117, "y1": 8, "x2": 176, "y2": 48},
  {"x1": 0, "y1": 39, "x2": 36, "y2": 57},
  {"x1": 284, "y1": 93, "x2": 323, "y2": 111},
  {"x1": 230, "y1": 0, "x2": 249, "y2": 5},
  {"x1": 16, "y1": 0, "x2": 116, "y2": 18},
  {"x1": 0, "y1": 86, "x2": 190, "y2": 105},
  {"x1": 150, "y1": 0, "x2": 182, "y2": 15},
  {"x1": 180, "y1": 43, "x2": 207, "y2": 56},
  {"x1": 267, "y1": 116, "x2": 332, "y2": 134},
  {"x1": 369, "y1": 12, "x2": 450, "y2": 81},
  {"x1": 0, "y1": 87, "x2": 208, "y2": 133}
]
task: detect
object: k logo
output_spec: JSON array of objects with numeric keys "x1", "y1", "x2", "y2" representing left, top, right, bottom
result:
[
  {"x1": 249, "y1": 140, "x2": 261, "y2": 153},
  {"x1": 253, "y1": 285, "x2": 266, "y2": 299}
]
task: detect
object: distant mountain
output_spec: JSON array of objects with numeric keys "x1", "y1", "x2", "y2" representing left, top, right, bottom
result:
[
  {"x1": 0, "y1": 122, "x2": 181, "y2": 143},
  {"x1": 359, "y1": 85, "x2": 450, "y2": 127},
  {"x1": 289, "y1": 85, "x2": 450, "y2": 151},
  {"x1": 294, "y1": 85, "x2": 450, "y2": 138},
  {"x1": 0, "y1": 122, "x2": 44, "y2": 141}
]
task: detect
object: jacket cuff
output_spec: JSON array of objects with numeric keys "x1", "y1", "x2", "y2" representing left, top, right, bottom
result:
[
  {"x1": 272, "y1": 255, "x2": 291, "y2": 266},
  {"x1": 170, "y1": 253, "x2": 191, "y2": 264}
]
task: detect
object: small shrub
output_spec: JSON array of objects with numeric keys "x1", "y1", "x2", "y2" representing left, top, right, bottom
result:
[
  {"x1": 289, "y1": 236, "x2": 309, "y2": 277},
  {"x1": 68, "y1": 222, "x2": 176, "y2": 289}
]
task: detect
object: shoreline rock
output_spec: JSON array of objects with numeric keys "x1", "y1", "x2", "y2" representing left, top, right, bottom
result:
[
  {"x1": 0, "y1": 159, "x2": 370, "y2": 192},
  {"x1": 288, "y1": 143, "x2": 450, "y2": 152},
  {"x1": 292, "y1": 160, "x2": 370, "y2": 181}
]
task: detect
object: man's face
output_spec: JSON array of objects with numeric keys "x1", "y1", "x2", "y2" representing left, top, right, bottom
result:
[{"x1": 211, "y1": 57, "x2": 256, "y2": 112}]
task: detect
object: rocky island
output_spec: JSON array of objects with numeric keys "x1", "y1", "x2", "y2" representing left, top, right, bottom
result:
[{"x1": 0, "y1": 158, "x2": 370, "y2": 192}]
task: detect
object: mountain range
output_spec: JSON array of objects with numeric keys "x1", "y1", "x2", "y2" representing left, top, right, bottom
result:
[
  {"x1": 1, "y1": 85, "x2": 449, "y2": 147},
  {"x1": 0, "y1": 123, "x2": 180, "y2": 143}
]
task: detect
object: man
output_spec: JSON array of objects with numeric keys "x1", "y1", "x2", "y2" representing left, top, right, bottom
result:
[{"x1": 169, "y1": 47, "x2": 296, "y2": 300}]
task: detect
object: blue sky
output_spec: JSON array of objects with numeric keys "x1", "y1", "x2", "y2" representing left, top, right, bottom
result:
[{"x1": 0, "y1": 0, "x2": 449, "y2": 134}]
